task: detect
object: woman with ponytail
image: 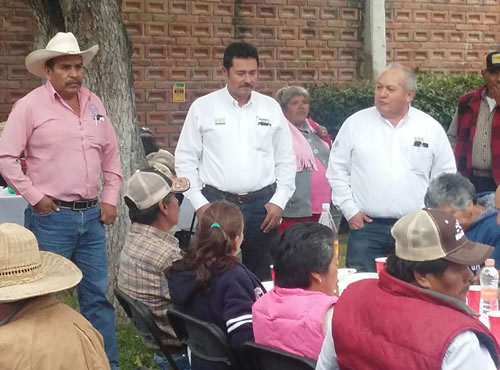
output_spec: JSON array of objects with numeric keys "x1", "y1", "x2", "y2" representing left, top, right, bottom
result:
[{"x1": 167, "y1": 200, "x2": 265, "y2": 370}]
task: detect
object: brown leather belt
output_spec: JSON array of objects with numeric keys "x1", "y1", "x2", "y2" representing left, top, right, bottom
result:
[
  {"x1": 203, "y1": 183, "x2": 276, "y2": 204},
  {"x1": 54, "y1": 199, "x2": 98, "y2": 210}
]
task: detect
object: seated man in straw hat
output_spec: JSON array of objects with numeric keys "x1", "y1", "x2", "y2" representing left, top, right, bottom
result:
[
  {"x1": 118, "y1": 165, "x2": 190, "y2": 370},
  {"x1": 0, "y1": 223, "x2": 109, "y2": 370},
  {"x1": 317, "y1": 209, "x2": 499, "y2": 369},
  {"x1": 0, "y1": 32, "x2": 122, "y2": 368}
]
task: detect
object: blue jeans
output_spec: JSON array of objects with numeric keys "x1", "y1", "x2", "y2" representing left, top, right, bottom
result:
[
  {"x1": 202, "y1": 188, "x2": 276, "y2": 281},
  {"x1": 154, "y1": 351, "x2": 191, "y2": 370},
  {"x1": 25, "y1": 205, "x2": 120, "y2": 369},
  {"x1": 346, "y1": 219, "x2": 396, "y2": 272}
]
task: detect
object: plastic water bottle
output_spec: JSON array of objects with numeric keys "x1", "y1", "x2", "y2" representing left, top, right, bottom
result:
[
  {"x1": 318, "y1": 203, "x2": 339, "y2": 259},
  {"x1": 480, "y1": 258, "x2": 499, "y2": 315}
]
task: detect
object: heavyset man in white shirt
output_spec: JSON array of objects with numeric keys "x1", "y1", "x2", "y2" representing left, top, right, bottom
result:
[
  {"x1": 175, "y1": 41, "x2": 296, "y2": 280},
  {"x1": 326, "y1": 63, "x2": 456, "y2": 272}
]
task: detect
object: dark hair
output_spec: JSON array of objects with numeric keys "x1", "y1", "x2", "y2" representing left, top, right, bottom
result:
[
  {"x1": 272, "y1": 223, "x2": 334, "y2": 289},
  {"x1": 385, "y1": 254, "x2": 449, "y2": 283},
  {"x1": 223, "y1": 41, "x2": 259, "y2": 70},
  {"x1": 167, "y1": 201, "x2": 243, "y2": 292},
  {"x1": 138, "y1": 126, "x2": 160, "y2": 155},
  {"x1": 45, "y1": 59, "x2": 56, "y2": 70},
  {"x1": 125, "y1": 193, "x2": 175, "y2": 225}
]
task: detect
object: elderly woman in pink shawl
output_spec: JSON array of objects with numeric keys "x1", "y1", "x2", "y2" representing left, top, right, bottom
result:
[{"x1": 276, "y1": 86, "x2": 340, "y2": 233}]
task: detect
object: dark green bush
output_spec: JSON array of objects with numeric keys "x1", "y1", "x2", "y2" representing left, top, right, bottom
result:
[{"x1": 308, "y1": 73, "x2": 484, "y2": 137}]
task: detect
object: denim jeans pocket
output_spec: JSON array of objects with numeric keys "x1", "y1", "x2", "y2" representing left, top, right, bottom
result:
[{"x1": 32, "y1": 209, "x2": 54, "y2": 217}]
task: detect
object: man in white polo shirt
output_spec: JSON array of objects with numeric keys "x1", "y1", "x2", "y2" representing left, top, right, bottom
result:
[
  {"x1": 327, "y1": 62, "x2": 456, "y2": 272},
  {"x1": 175, "y1": 41, "x2": 296, "y2": 280}
]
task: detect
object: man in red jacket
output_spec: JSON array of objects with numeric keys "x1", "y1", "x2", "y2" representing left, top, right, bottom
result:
[
  {"x1": 448, "y1": 51, "x2": 500, "y2": 193},
  {"x1": 317, "y1": 209, "x2": 499, "y2": 370}
]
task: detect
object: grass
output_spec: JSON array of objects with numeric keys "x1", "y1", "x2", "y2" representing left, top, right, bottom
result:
[
  {"x1": 59, "y1": 235, "x2": 349, "y2": 369},
  {"x1": 58, "y1": 290, "x2": 156, "y2": 370}
]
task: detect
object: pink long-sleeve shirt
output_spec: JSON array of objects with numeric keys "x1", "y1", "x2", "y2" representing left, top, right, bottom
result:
[{"x1": 0, "y1": 82, "x2": 123, "y2": 206}]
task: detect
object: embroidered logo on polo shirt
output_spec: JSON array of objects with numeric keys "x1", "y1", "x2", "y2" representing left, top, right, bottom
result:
[
  {"x1": 215, "y1": 118, "x2": 226, "y2": 125},
  {"x1": 257, "y1": 117, "x2": 271, "y2": 126}
]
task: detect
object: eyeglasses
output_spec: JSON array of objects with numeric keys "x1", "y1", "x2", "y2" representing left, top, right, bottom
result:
[{"x1": 175, "y1": 193, "x2": 184, "y2": 206}]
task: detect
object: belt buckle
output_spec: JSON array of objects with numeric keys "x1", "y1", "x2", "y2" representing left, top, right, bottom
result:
[
  {"x1": 237, "y1": 193, "x2": 250, "y2": 204},
  {"x1": 73, "y1": 201, "x2": 88, "y2": 210}
]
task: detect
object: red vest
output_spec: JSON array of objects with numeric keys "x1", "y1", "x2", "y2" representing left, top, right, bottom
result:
[
  {"x1": 332, "y1": 270, "x2": 500, "y2": 370},
  {"x1": 454, "y1": 86, "x2": 500, "y2": 184}
]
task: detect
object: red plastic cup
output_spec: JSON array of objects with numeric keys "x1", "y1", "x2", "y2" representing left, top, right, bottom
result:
[
  {"x1": 270, "y1": 265, "x2": 275, "y2": 283},
  {"x1": 375, "y1": 257, "x2": 387, "y2": 274},
  {"x1": 488, "y1": 311, "x2": 500, "y2": 342},
  {"x1": 467, "y1": 285, "x2": 481, "y2": 313}
]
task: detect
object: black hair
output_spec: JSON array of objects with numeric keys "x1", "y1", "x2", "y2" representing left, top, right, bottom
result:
[
  {"x1": 138, "y1": 126, "x2": 160, "y2": 155},
  {"x1": 222, "y1": 41, "x2": 259, "y2": 70},
  {"x1": 385, "y1": 254, "x2": 449, "y2": 283},
  {"x1": 125, "y1": 193, "x2": 175, "y2": 225},
  {"x1": 272, "y1": 222, "x2": 334, "y2": 289},
  {"x1": 45, "y1": 59, "x2": 56, "y2": 70}
]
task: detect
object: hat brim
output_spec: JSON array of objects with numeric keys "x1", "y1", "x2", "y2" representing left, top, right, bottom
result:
[
  {"x1": 171, "y1": 177, "x2": 190, "y2": 193},
  {"x1": 0, "y1": 251, "x2": 82, "y2": 303},
  {"x1": 25, "y1": 45, "x2": 99, "y2": 78},
  {"x1": 443, "y1": 240, "x2": 493, "y2": 266}
]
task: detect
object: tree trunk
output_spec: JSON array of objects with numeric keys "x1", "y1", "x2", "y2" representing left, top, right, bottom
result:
[{"x1": 27, "y1": 0, "x2": 146, "y2": 315}]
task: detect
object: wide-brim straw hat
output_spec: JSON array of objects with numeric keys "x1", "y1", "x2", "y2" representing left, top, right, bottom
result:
[
  {"x1": 25, "y1": 32, "x2": 99, "y2": 78},
  {"x1": 0, "y1": 223, "x2": 82, "y2": 302}
]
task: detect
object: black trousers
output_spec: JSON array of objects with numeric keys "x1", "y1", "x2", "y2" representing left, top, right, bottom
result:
[
  {"x1": 202, "y1": 187, "x2": 276, "y2": 281},
  {"x1": 471, "y1": 175, "x2": 497, "y2": 193}
]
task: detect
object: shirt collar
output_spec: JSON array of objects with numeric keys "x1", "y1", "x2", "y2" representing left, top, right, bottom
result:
[
  {"x1": 44, "y1": 81, "x2": 91, "y2": 104},
  {"x1": 482, "y1": 89, "x2": 498, "y2": 112},
  {"x1": 131, "y1": 222, "x2": 179, "y2": 246},
  {"x1": 376, "y1": 105, "x2": 411, "y2": 128},
  {"x1": 295, "y1": 121, "x2": 312, "y2": 134},
  {"x1": 223, "y1": 85, "x2": 253, "y2": 108}
]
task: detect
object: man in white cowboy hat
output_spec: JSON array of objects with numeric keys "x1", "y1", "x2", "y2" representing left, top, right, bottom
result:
[
  {"x1": 0, "y1": 223, "x2": 110, "y2": 370},
  {"x1": 118, "y1": 165, "x2": 190, "y2": 369},
  {"x1": 0, "y1": 32, "x2": 122, "y2": 368}
]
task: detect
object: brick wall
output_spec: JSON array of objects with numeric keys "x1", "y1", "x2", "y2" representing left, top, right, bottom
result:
[
  {"x1": 0, "y1": 0, "x2": 499, "y2": 151},
  {"x1": 123, "y1": 0, "x2": 363, "y2": 149},
  {"x1": 386, "y1": 0, "x2": 500, "y2": 74},
  {"x1": 0, "y1": 0, "x2": 40, "y2": 126}
]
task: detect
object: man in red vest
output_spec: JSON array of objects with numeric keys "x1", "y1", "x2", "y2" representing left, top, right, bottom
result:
[
  {"x1": 317, "y1": 209, "x2": 499, "y2": 370},
  {"x1": 449, "y1": 51, "x2": 500, "y2": 193}
]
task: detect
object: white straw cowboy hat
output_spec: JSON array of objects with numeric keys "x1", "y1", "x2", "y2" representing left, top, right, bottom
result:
[
  {"x1": 25, "y1": 32, "x2": 99, "y2": 78},
  {"x1": 0, "y1": 223, "x2": 82, "y2": 302}
]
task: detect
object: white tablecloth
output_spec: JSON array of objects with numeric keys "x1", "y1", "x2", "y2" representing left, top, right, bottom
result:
[{"x1": 0, "y1": 195, "x2": 27, "y2": 226}]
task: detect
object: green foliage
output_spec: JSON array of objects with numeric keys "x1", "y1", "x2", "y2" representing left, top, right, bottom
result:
[
  {"x1": 308, "y1": 73, "x2": 484, "y2": 136},
  {"x1": 413, "y1": 74, "x2": 483, "y2": 130}
]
